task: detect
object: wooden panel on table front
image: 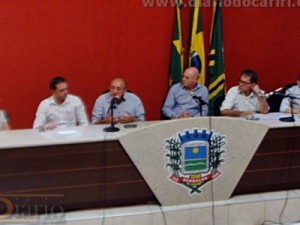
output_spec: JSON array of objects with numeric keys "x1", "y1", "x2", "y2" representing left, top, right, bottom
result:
[
  {"x1": 233, "y1": 127, "x2": 300, "y2": 196},
  {"x1": 0, "y1": 141, "x2": 158, "y2": 215}
]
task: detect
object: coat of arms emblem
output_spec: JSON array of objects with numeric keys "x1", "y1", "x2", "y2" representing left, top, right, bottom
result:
[{"x1": 164, "y1": 128, "x2": 226, "y2": 194}]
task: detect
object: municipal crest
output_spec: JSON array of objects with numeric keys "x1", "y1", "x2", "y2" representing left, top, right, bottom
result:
[{"x1": 164, "y1": 128, "x2": 226, "y2": 194}]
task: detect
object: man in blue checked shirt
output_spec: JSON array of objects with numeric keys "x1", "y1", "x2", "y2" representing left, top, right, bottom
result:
[{"x1": 162, "y1": 67, "x2": 209, "y2": 119}]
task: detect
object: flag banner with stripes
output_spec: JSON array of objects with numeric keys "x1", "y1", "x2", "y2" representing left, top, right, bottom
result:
[
  {"x1": 170, "y1": 0, "x2": 184, "y2": 85},
  {"x1": 208, "y1": 0, "x2": 226, "y2": 115},
  {"x1": 189, "y1": 0, "x2": 206, "y2": 85}
]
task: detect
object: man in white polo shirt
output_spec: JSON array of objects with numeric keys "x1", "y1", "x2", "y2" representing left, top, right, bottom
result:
[
  {"x1": 33, "y1": 76, "x2": 89, "y2": 130},
  {"x1": 220, "y1": 69, "x2": 269, "y2": 117}
]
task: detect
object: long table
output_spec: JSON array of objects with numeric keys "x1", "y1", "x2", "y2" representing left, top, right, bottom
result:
[
  {"x1": 233, "y1": 126, "x2": 300, "y2": 195},
  {"x1": 0, "y1": 114, "x2": 299, "y2": 215},
  {"x1": 0, "y1": 125, "x2": 159, "y2": 215}
]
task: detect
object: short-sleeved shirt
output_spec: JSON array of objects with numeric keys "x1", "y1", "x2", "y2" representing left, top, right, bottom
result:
[
  {"x1": 0, "y1": 110, "x2": 8, "y2": 130},
  {"x1": 220, "y1": 86, "x2": 263, "y2": 112},
  {"x1": 280, "y1": 85, "x2": 300, "y2": 112},
  {"x1": 33, "y1": 94, "x2": 89, "y2": 129}
]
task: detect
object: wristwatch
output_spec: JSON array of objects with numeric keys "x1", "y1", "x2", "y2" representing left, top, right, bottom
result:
[{"x1": 258, "y1": 92, "x2": 265, "y2": 98}]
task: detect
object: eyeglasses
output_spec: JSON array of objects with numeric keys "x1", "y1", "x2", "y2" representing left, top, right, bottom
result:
[{"x1": 238, "y1": 79, "x2": 253, "y2": 85}]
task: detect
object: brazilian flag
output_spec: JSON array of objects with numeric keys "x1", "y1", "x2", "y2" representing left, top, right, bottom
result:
[
  {"x1": 189, "y1": 0, "x2": 206, "y2": 85},
  {"x1": 170, "y1": 0, "x2": 184, "y2": 85},
  {"x1": 208, "y1": 0, "x2": 226, "y2": 115}
]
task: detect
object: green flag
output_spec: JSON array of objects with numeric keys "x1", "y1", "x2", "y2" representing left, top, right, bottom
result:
[
  {"x1": 208, "y1": 0, "x2": 226, "y2": 115},
  {"x1": 170, "y1": 0, "x2": 184, "y2": 85},
  {"x1": 189, "y1": 0, "x2": 206, "y2": 85}
]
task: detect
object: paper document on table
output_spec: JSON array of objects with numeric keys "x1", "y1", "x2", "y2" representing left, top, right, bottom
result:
[{"x1": 254, "y1": 112, "x2": 294, "y2": 120}]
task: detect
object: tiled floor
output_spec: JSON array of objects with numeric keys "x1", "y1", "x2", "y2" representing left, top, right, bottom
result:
[{"x1": 9, "y1": 190, "x2": 300, "y2": 225}]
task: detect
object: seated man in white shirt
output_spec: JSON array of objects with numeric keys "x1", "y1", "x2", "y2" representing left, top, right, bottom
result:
[
  {"x1": 280, "y1": 73, "x2": 300, "y2": 114},
  {"x1": 220, "y1": 69, "x2": 269, "y2": 117},
  {"x1": 33, "y1": 76, "x2": 89, "y2": 130},
  {"x1": 0, "y1": 110, "x2": 11, "y2": 130}
]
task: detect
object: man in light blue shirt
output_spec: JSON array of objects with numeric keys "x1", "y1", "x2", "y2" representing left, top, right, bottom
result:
[
  {"x1": 92, "y1": 78, "x2": 145, "y2": 124},
  {"x1": 162, "y1": 67, "x2": 209, "y2": 118},
  {"x1": 280, "y1": 73, "x2": 300, "y2": 114}
]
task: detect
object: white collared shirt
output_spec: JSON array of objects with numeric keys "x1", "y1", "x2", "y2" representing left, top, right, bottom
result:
[
  {"x1": 280, "y1": 85, "x2": 300, "y2": 112},
  {"x1": 0, "y1": 110, "x2": 8, "y2": 130},
  {"x1": 33, "y1": 94, "x2": 89, "y2": 129},
  {"x1": 220, "y1": 86, "x2": 262, "y2": 112}
]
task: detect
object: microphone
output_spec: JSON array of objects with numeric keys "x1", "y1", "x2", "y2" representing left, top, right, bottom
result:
[
  {"x1": 108, "y1": 96, "x2": 120, "y2": 114},
  {"x1": 190, "y1": 91, "x2": 198, "y2": 100},
  {"x1": 111, "y1": 96, "x2": 120, "y2": 104},
  {"x1": 265, "y1": 87, "x2": 285, "y2": 98},
  {"x1": 104, "y1": 96, "x2": 121, "y2": 133},
  {"x1": 190, "y1": 92, "x2": 208, "y2": 105},
  {"x1": 274, "y1": 87, "x2": 285, "y2": 92}
]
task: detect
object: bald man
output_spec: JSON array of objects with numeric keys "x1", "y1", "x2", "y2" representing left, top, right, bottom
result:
[
  {"x1": 92, "y1": 78, "x2": 145, "y2": 124},
  {"x1": 162, "y1": 67, "x2": 209, "y2": 118}
]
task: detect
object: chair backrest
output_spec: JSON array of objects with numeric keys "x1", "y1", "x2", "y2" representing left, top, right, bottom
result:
[
  {"x1": 102, "y1": 89, "x2": 132, "y2": 94},
  {"x1": 213, "y1": 95, "x2": 226, "y2": 116},
  {"x1": 284, "y1": 82, "x2": 297, "y2": 90},
  {"x1": 267, "y1": 94, "x2": 284, "y2": 112},
  {"x1": 160, "y1": 95, "x2": 171, "y2": 120}
]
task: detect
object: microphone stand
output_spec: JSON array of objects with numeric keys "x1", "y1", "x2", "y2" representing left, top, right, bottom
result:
[
  {"x1": 279, "y1": 97, "x2": 295, "y2": 122},
  {"x1": 103, "y1": 98, "x2": 120, "y2": 132},
  {"x1": 274, "y1": 93, "x2": 300, "y2": 122},
  {"x1": 193, "y1": 96, "x2": 208, "y2": 117}
]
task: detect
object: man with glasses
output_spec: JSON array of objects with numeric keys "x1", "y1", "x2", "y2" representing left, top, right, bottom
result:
[
  {"x1": 220, "y1": 69, "x2": 269, "y2": 117},
  {"x1": 33, "y1": 76, "x2": 89, "y2": 130}
]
